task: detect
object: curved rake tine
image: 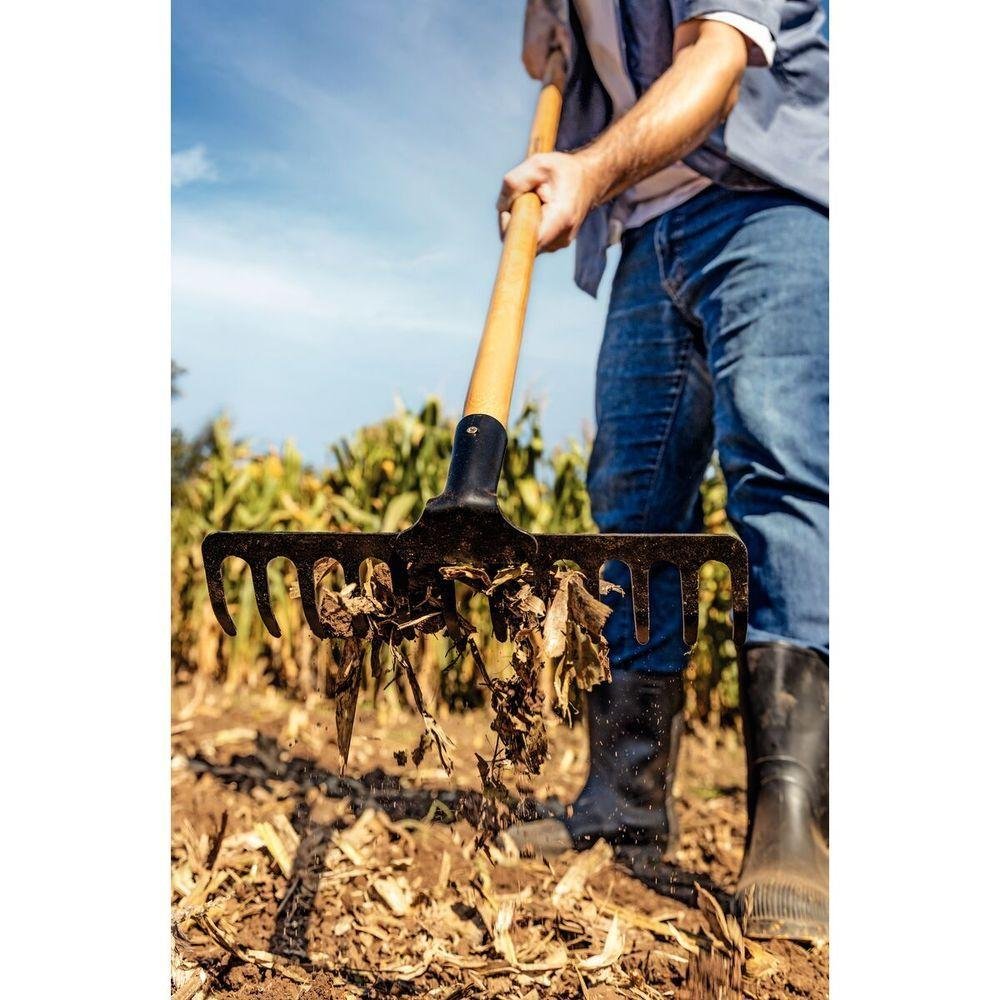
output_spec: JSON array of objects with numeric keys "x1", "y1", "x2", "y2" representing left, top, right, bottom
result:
[
  {"x1": 202, "y1": 538, "x2": 237, "y2": 637},
  {"x1": 294, "y1": 559, "x2": 331, "y2": 639},
  {"x1": 201, "y1": 527, "x2": 750, "y2": 649},
  {"x1": 578, "y1": 558, "x2": 603, "y2": 600},
  {"x1": 406, "y1": 573, "x2": 429, "y2": 616},
  {"x1": 441, "y1": 579, "x2": 462, "y2": 641},
  {"x1": 732, "y1": 605, "x2": 748, "y2": 647},
  {"x1": 529, "y1": 558, "x2": 550, "y2": 596},
  {"x1": 629, "y1": 561, "x2": 651, "y2": 645},
  {"x1": 338, "y1": 556, "x2": 361, "y2": 592},
  {"x1": 488, "y1": 591, "x2": 509, "y2": 642},
  {"x1": 678, "y1": 562, "x2": 702, "y2": 649},
  {"x1": 722, "y1": 537, "x2": 749, "y2": 646},
  {"x1": 693, "y1": 535, "x2": 750, "y2": 647},
  {"x1": 389, "y1": 555, "x2": 410, "y2": 610},
  {"x1": 250, "y1": 560, "x2": 282, "y2": 639}
]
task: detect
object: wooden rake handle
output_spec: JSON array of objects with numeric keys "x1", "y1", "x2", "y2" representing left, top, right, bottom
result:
[{"x1": 463, "y1": 50, "x2": 566, "y2": 425}]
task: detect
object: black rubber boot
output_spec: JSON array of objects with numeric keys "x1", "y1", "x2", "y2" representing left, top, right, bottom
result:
[
  {"x1": 733, "y1": 643, "x2": 829, "y2": 941},
  {"x1": 502, "y1": 670, "x2": 686, "y2": 858}
]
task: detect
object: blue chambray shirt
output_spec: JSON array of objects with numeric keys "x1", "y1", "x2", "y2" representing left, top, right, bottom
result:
[{"x1": 557, "y1": 1, "x2": 829, "y2": 295}]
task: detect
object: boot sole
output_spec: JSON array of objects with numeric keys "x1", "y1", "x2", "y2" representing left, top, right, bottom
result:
[{"x1": 733, "y1": 878, "x2": 829, "y2": 943}]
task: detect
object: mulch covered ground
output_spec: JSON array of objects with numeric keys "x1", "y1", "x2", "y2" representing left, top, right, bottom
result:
[{"x1": 171, "y1": 685, "x2": 828, "y2": 999}]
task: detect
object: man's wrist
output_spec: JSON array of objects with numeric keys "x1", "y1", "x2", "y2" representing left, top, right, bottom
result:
[{"x1": 572, "y1": 145, "x2": 613, "y2": 211}]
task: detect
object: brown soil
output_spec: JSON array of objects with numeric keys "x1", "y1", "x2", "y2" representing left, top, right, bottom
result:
[{"x1": 172, "y1": 685, "x2": 828, "y2": 999}]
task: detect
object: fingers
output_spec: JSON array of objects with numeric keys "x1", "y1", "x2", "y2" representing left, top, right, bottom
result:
[
  {"x1": 499, "y1": 201, "x2": 571, "y2": 251},
  {"x1": 536, "y1": 201, "x2": 576, "y2": 253},
  {"x1": 496, "y1": 155, "x2": 552, "y2": 215},
  {"x1": 495, "y1": 152, "x2": 586, "y2": 251}
]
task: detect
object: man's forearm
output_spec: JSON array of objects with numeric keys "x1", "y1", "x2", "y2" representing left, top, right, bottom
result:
[
  {"x1": 575, "y1": 21, "x2": 749, "y2": 206},
  {"x1": 496, "y1": 19, "x2": 753, "y2": 252}
]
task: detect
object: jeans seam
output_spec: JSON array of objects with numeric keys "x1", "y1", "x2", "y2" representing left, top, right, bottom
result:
[
  {"x1": 653, "y1": 215, "x2": 677, "y2": 294},
  {"x1": 654, "y1": 210, "x2": 701, "y2": 332},
  {"x1": 638, "y1": 336, "x2": 692, "y2": 533},
  {"x1": 643, "y1": 212, "x2": 700, "y2": 533}
]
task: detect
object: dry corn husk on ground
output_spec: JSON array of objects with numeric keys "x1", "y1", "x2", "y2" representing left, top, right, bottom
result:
[{"x1": 171, "y1": 687, "x2": 829, "y2": 998}]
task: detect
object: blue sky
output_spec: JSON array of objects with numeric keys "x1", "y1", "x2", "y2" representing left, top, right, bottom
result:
[
  {"x1": 172, "y1": 1, "x2": 828, "y2": 464},
  {"x1": 172, "y1": 0, "x2": 609, "y2": 463}
]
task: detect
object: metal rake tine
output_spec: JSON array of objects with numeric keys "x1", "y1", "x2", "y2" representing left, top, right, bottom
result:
[
  {"x1": 529, "y1": 557, "x2": 551, "y2": 595},
  {"x1": 678, "y1": 562, "x2": 702, "y2": 649},
  {"x1": 388, "y1": 555, "x2": 410, "y2": 609},
  {"x1": 628, "y1": 561, "x2": 651, "y2": 646},
  {"x1": 709, "y1": 535, "x2": 749, "y2": 647},
  {"x1": 337, "y1": 556, "x2": 362, "y2": 593},
  {"x1": 578, "y1": 557, "x2": 604, "y2": 600},
  {"x1": 293, "y1": 559, "x2": 331, "y2": 639},
  {"x1": 249, "y1": 559, "x2": 282, "y2": 639},
  {"x1": 487, "y1": 591, "x2": 509, "y2": 642},
  {"x1": 202, "y1": 536, "x2": 237, "y2": 637},
  {"x1": 440, "y1": 578, "x2": 463, "y2": 641},
  {"x1": 405, "y1": 571, "x2": 430, "y2": 619}
]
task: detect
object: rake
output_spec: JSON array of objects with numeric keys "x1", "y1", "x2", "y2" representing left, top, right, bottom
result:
[{"x1": 202, "y1": 52, "x2": 748, "y2": 654}]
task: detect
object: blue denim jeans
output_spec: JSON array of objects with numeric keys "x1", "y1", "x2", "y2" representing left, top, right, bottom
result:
[{"x1": 588, "y1": 186, "x2": 829, "y2": 674}]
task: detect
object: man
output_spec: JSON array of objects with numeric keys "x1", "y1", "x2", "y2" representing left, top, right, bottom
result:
[{"x1": 500, "y1": 1, "x2": 829, "y2": 941}]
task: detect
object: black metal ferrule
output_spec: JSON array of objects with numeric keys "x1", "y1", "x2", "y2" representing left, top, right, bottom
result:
[{"x1": 439, "y1": 413, "x2": 508, "y2": 508}]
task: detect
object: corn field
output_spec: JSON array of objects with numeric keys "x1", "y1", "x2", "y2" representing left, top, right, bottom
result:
[{"x1": 171, "y1": 399, "x2": 739, "y2": 722}]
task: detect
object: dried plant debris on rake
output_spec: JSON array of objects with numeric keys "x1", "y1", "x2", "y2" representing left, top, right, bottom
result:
[{"x1": 284, "y1": 557, "x2": 627, "y2": 845}]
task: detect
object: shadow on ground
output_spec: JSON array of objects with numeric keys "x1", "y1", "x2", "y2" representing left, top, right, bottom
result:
[{"x1": 189, "y1": 733, "x2": 730, "y2": 961}]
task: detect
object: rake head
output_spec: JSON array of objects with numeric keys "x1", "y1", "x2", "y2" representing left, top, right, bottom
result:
[{"x1": 202, "y1": 415, "x2": 748, "y2": 650}]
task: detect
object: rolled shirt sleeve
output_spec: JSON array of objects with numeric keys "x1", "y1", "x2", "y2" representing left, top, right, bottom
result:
[
  {"x1": 674, "y1": 1, "x2": 781, "y2": 67},
  {"x1": 699, "y1": 12, "x2": 776, "y2": 66}
]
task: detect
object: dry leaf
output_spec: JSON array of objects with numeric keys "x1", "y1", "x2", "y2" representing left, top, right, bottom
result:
[
  {"x1": 439, "y1": 565, "x2": 493, "y2": 590},
  {"x1": 381, "y1": 955, "x2": 432, "y2": 981},
  {"x1": 576, "y1": 915, "x2": 625, "y2": 972},
  {"x1": 595, "y1": 900, "x2": 685, "y2": 939},
  {"x1": 254, "y1": 821, "x2": 295, "y2": 879},
  {"x1": 517, "y1": 947, "x2": 570, "y2": 973},
  {"x1": 666, "y1": 922, "x2": 702, "y2": 955},
  {"x1": 334, "y1": 639, "x2": 363, "y2": 768},
  {"x1": 744, "y1": 939, "x2": 783, "y2": 980},
  {"x1": 541, "y1": 574, "x2": 571, "y2": 659},
  {"x1": 695, "y1": 882, "x2": 742, "y2": 952},
  {"x1": 551, "y1": 840, "x2": 613, "y2": 908},
  {"x1": 492, "y1": 900, "x2": 518, "y2": 964},
  {"x1": 372, "y1": 876, "x2": 413, "y2": 916}
]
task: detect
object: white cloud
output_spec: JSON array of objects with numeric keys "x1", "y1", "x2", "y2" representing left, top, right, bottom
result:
[
  {"x1": 171, "y1": 144, "x2": 218, "y2": 188},
  {"x1": 171, "y1": 203, "x2": 476, "y2": 346}
]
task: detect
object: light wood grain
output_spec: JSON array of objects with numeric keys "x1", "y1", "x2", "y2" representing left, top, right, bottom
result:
[{"x1": 464, "y1": 51, "x2": 565, "y2": 423}]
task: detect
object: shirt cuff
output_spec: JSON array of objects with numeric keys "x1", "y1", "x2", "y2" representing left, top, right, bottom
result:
[{"x1": 698, "y1": 12, "x2": 776, "y2": 67}]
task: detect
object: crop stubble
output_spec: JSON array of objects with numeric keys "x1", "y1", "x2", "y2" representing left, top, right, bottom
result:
[{"x1": 171, "y1": 685, "x2": 828, "y2": 998}]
